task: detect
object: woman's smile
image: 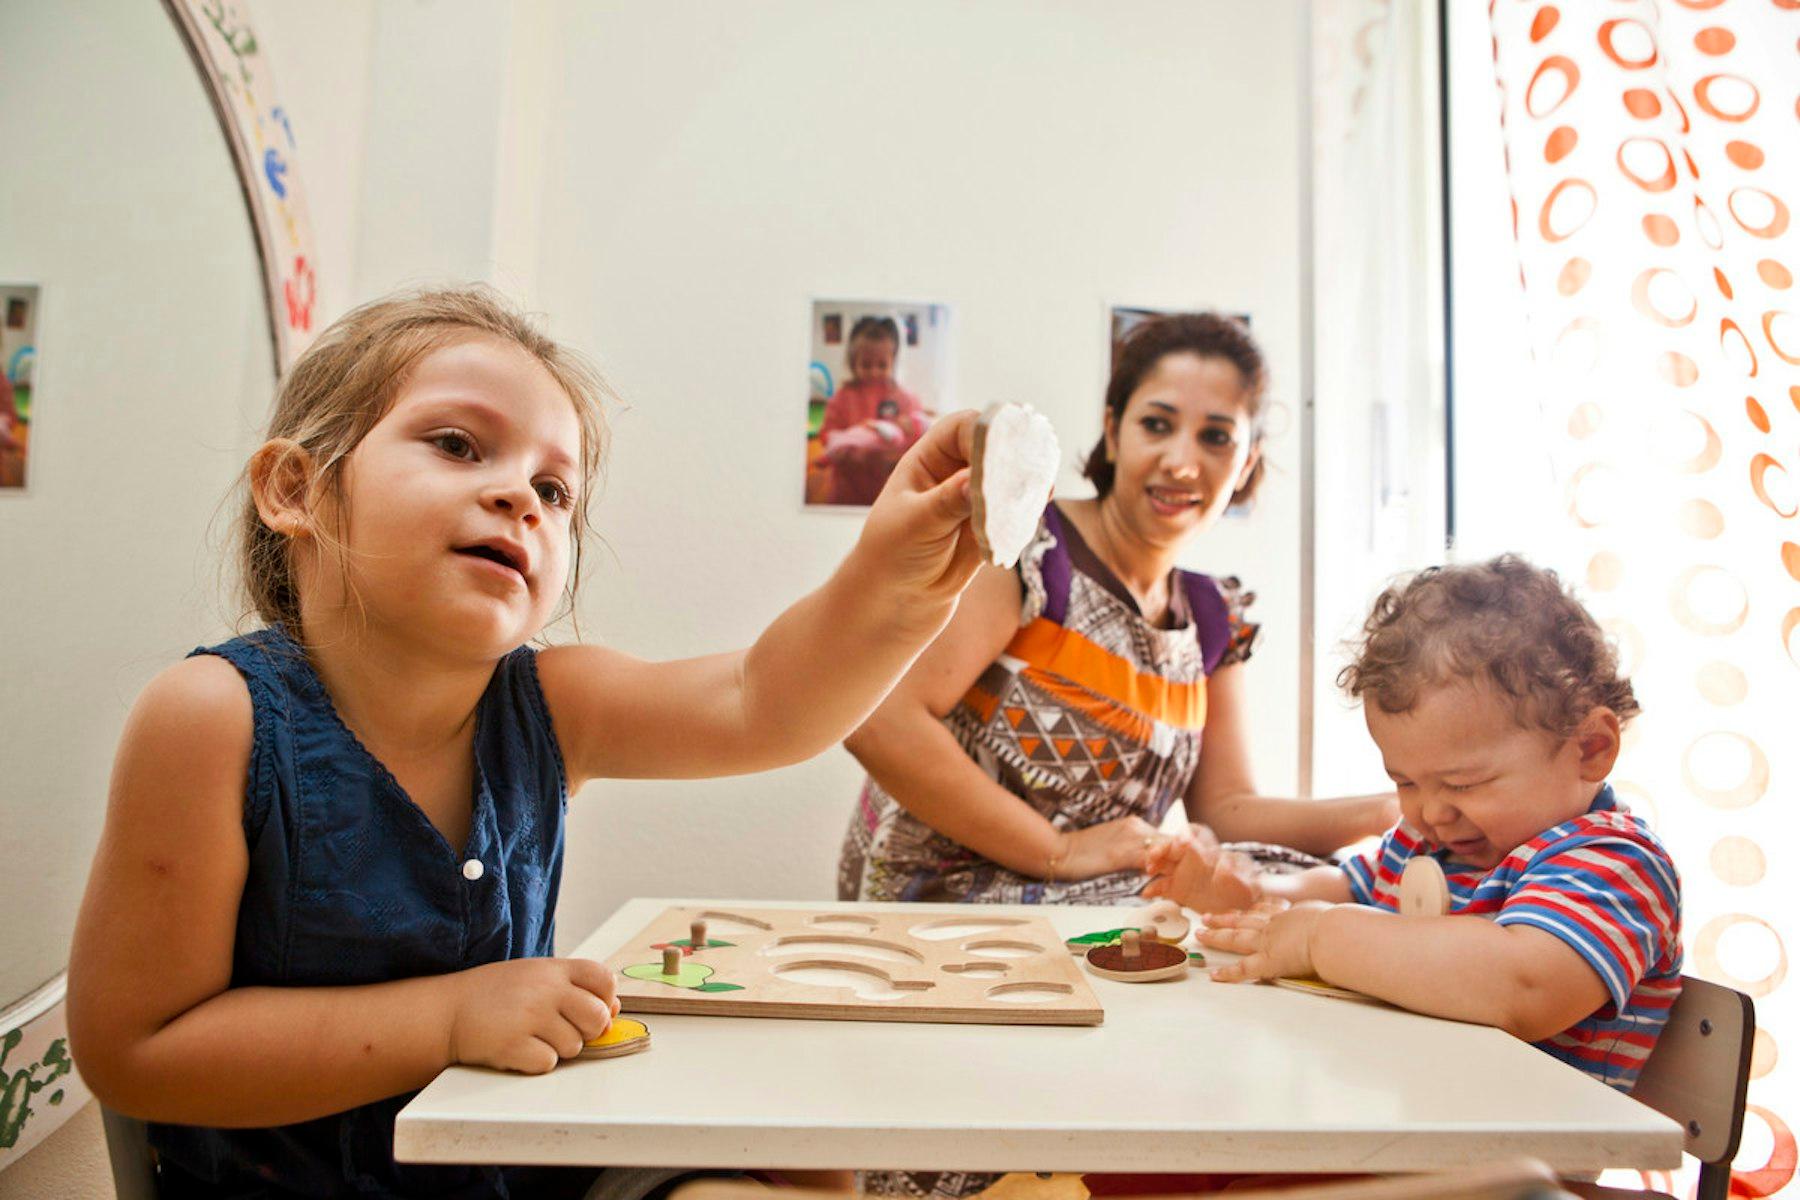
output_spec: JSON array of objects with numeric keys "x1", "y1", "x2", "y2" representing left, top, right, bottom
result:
[{"x1": 1146, "y1": 485, "x2": 1206, "y2": 518}]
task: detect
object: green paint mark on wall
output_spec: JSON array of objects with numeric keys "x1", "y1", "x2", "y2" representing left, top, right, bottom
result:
[{"x1": 0, "y1": 1029, "x2": 74, "y2": 1150}]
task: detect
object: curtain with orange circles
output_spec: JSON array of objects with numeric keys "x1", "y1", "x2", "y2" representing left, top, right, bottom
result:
[{"x1": 1487, "y1": 1, "x2": 1798, "y2": 1193}]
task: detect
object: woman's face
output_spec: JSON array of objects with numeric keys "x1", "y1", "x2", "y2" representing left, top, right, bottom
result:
[{"x1": 1102, "y1": 350, "x2": 1261, "y2": 548}]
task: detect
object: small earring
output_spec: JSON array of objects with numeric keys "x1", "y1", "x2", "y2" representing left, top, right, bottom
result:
[{"x1": 1104, "y1": 447, "x2": 1116, "y2": 463}]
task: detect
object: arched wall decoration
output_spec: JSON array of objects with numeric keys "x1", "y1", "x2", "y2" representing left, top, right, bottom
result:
[
  {"x1": 162, "y1": 0, "x2": 318, "y2": 373},
  {"x1": 1487, "y1": 0, "x2": 1798, "y2": 1193},
  {"x1": 2, "y1": 3, "x2": 316, "y2": 1171}
]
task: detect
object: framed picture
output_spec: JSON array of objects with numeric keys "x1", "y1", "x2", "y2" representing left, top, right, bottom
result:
[
  {"x1": 805, "y1": 298, "x2": 952, "y2": 508},
  {"x1": 1, "y1": 284, "x2": 40, "y2": 491}
]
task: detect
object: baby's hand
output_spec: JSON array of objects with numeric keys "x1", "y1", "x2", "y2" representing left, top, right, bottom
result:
[
  {"x1": 1141, "y1": 837, "x2": 1259, "y2": 913},
  {"x1": 851, "y1": 410, "x2": 984, "y2": 624},
  {"x1": 447, "y1": 957, "x2": 619, "y2": 1074},
  {"x1": 1200, "y1": 904, "x2": 1328, "y2": 983}
]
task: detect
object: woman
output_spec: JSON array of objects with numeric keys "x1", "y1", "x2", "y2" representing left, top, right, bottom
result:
[{"x1": 839, "y1": 313, "x2": 1396, "y2": 911}]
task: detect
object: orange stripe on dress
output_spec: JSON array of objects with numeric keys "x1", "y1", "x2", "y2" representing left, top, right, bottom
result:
[
  {"x1": 1024, "y1": 670, "x2": 1151, "y2": 742},
  {"x1": 1002, "y1": 617, "x2": 1208, "y2": 731}
]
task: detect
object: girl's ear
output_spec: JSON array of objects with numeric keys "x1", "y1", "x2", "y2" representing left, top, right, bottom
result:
[
  {"x1": 1102, "y1": 408, "x2": 1120, "y2": 464},
  {"x1": 250, "y1": 439, "x2": 318, "y2": 538},
  {"x1": 1573, "y1": 706, "x2": 1623, "y2": 783}
]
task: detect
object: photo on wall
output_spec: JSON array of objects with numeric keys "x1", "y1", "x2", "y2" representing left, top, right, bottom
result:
[
  {"x1": 1, "y1": 284, "x2": 40, "y2": 490},
  {"x1": 806, "y1": 298, "x2": 951, "y2": 508}
]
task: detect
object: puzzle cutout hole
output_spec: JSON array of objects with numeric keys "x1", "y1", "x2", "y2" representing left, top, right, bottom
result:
[
  {"x1": 965, "y1": 939, "x2": 1044, "y2": 959},
  {"x1": 908, "y1": 917, "x2": 1030, "y2": 940},
  {"x1": 770, "y1": 960, "x2": 936, "y2": 1001},
  {"x1": 987, "y1": 983, "x2": 1073, "y2": 1004},
  {"x1": 759, "y1": 937, "x2": 923, "y2": 964},
  {"x1": 694, "y1": 911, "x2": 774, "y2": 934}
]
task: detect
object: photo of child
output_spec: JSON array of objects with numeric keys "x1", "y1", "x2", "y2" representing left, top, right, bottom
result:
[
  {"x1": 0, "y1": 285, "x2": 39, "y2": 490},
  {"x1": 805, "y1": 299, "x2": 950, "y2": 508}
]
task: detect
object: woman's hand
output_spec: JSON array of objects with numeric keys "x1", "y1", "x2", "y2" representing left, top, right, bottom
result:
[
  {"x1": 1141, "y1": 836, "x2": 1260, "y2": 912},
  {"x1": 1052, "y1": 815, "x2": 1163, "y2": 880},
  {"x1": 1199, "y1": 902, "x2": 1330, "y2": 982}
]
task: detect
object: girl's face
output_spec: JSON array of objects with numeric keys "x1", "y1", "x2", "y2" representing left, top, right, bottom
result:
[
  {"x1": 847, "y1": 335, "x2": 896, "y2": 386},
  {"x1": 310, "y1": 336, "x2": 583, "y2": 660},
  {"x1": 1101, "y1": 351, "x2": 1260, "y2": 549}
]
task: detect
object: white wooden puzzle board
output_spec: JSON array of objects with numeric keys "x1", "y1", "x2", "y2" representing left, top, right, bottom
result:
[{"x1": 601, "y1": 905, "x2": 1103, "y2": 1026}]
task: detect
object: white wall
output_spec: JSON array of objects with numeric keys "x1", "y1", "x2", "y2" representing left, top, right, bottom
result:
[
  {"x1": 531, "y1": 0, "x2": 1309, "y2": 944},
  {"x1": 0, "y1": 0, "x2": 272, "y2": 1015},
  {"x1": 0, "y1": 0, "x2": 277, "y2": 1190}
]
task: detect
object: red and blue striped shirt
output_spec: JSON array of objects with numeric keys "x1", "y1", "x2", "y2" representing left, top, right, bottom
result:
[{"x1": 1340, "y1": 784, "x2": 1682, "y2": 1091}]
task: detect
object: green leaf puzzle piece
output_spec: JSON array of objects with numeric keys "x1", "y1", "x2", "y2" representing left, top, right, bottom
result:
[{"x1": 1065, "y1": 927, "x2": 1141, "y2": 947}]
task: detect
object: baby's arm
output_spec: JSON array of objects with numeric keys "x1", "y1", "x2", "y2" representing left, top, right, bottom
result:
[
  {"x1": 68, "y1": 659, "x2": 615, "y2": 1127},
  {"x1": 1317, "y1": 910, "x2": 1610, "y2": 1038},
  {"x1": 540, "y1": 410, "x2": 985, "y2": 785},
  {"x1": 1211, "y1": 906, "x2": 1610, "y2": 1041}
]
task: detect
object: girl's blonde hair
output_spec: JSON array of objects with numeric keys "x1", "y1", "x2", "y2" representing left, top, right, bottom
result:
[{"x1": 236, "y1": 285, "x2": 611, "y2": 634}]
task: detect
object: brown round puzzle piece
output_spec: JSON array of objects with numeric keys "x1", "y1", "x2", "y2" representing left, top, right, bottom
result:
[{"x1": 1085, "y1": 940, "x2": 1188, "y2": 983}]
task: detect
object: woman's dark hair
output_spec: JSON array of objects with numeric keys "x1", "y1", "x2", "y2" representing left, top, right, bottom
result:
[{"x1": 1081, "y1": 312, "x2": 1269, "y2": 502}]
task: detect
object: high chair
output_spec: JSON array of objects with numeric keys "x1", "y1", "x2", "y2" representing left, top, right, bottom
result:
[{"x1": 1566, "y1": 974, "x2": 1755, "y2": 1200}]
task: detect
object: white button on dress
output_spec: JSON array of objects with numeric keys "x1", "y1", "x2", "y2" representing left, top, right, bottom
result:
[{"x1": 462, "y1": 858, "x2": 485, "y2": 881}]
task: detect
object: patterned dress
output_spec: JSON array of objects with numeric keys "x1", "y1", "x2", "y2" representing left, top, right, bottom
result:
[
  {"x1": 840, "y1": 502, "x2": 1257, "y2": 907},
  {"x1": 837, "y1": 504, "x2": 1259, "y2": 1198}
]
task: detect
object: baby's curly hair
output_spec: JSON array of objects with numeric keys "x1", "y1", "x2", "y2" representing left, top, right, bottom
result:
[{"x1": 1337, "y1": 554, "x2": 1640, "y2": 738}]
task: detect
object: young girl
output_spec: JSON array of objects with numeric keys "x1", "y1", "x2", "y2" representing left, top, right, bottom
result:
[
  {"x1": 66, "y1": 287, "x2": 990, "y2": 1199},
  {"x1": 815, "y1": 315, "x2": 933, "y2": 506}
]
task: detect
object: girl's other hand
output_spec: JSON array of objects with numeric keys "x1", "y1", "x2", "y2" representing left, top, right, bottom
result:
[
  {"x1": 447, "y1": 958, "x2": 619, "y2": 1074},
  {"x1": 850, "y1": 409, "x2": 984, "y2": 631}
]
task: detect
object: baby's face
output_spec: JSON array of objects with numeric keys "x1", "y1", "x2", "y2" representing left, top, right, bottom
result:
[
  {"x1": 1366, "y1": 682, "x2": 1606, "y2": 869},
  {"x1": 323, "y1": 335, "x2": 582, "y2": 659},
  {"x1": 848, "y1": 336, "x2": 896, "y2": 385}
]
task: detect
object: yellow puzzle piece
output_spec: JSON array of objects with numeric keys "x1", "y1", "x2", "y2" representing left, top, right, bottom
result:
[{"x1": 579, "y1": 1017, "x2": 652, "y2": 1060}]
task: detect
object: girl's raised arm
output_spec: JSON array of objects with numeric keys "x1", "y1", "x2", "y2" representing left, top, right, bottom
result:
[{"x1": 540, "y1": 410, "x2": 989, "y2": 785}]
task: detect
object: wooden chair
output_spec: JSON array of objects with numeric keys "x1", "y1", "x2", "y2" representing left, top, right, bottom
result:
[{"x1": 1569, "y1": 974, "x2": 1755, "y2": 1200}]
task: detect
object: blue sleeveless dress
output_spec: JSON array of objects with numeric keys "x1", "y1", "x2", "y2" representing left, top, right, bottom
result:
[{"x1": 148, "y1": 625, "x2": 596, "y2": 1199}]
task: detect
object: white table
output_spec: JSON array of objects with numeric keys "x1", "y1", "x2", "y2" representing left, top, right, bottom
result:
[{"x1": 395, "y1": 898, "x2": 1683, "y2": 1175}]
